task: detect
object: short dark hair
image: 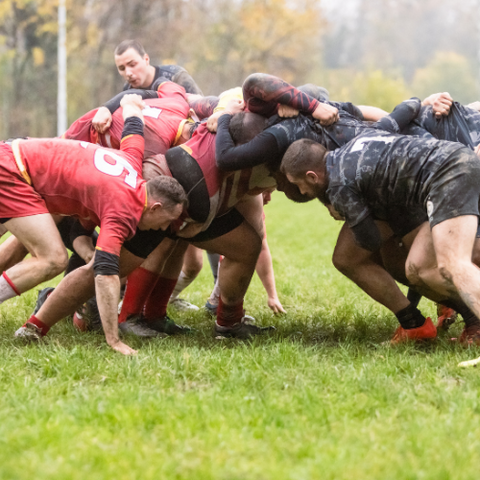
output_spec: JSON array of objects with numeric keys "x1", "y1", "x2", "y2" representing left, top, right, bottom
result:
[
  {"x1": 280, "y1": 139, "x2": 327, "y2": 178},
  {"x1": 229, "y1": 112, "x2": 268, "y2": 145},
  {"x1": 114, "y1": 40, "x2": 146, "y2": 57},
  {"x1": 146, "y1": 176, "x2": 188, "y2": 210}
]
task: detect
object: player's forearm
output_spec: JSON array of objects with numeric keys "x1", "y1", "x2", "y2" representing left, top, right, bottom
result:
[
  {"x1": 358, "y1": 105, "x2": 388, "y2": 121},
  {"x1": 103, "y1": 89, "x2": 159, "y2": 113},
  {"x1": 95, "y1": 274, "x2": 121, "y2": 346},
  {"x1": 72, "y1": 236, "x2": 95, "y2": 264},
  {"x1": 243, "y1": 73, "x2": 319, "y2": 117},
  {"x1": 256, "y1": 237, "x2": 278, "y2": 299}
]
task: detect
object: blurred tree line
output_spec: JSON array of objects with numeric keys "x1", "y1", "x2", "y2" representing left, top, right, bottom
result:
[{"x1": 0, "y1": 0, "x2": 479, "y2": 138}]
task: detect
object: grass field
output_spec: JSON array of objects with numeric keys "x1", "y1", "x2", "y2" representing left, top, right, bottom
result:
[{"x1": 1, "y1": 195, "x2": 480, "y2": 480}]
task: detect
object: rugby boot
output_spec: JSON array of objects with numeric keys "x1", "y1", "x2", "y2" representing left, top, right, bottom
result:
[
  {"x1": 33, "y1": 287, "x2": 55, "y2": 315},
  {"x1": 14, "y1": 322, "x2": 43, "y2": 341},
  {"x1": 436, "y1": 304, "x2": 457, "y2": 332},
  {"x1": 144, "y1": 315, "x2": 192, "y2": 335},
  {"x1": 169, "y1": 298, "x2": 200, "y2": 312},
  {"x1": 72, "y1": 297, "x2": 103, "y2": 332},
  {"x1": 119, "y1": 315, "x2": 166, "y2": 338},
  {"x1": 204, "y1": 300, "x2": 218, "y2": 316},
  {"x1": 214, "y1": 315, "x2": 275, "y2": 339},
  {"x1": 390, "y1": 317, "x2": 437, "y2": 344},
  {"x1": 457, "y1": 324, "x2": 480, "y2": 347}
]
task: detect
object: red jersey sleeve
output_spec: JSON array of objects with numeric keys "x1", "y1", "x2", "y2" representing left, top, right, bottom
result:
[
  {"x1": 156, "y1": 81, "x2": 188, "y2": 102},
  {"x1": 119, "y1": 133, "x2": 145, "y2": 175},
  {"x1": 95, "y1": 215, "x2": 135, "y2": 257}
]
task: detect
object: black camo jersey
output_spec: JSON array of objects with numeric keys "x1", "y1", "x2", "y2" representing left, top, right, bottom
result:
[
  {"x1": 216, "y1": 98, "x2": 420, "y2": 172},
  {"x1": 326, "y1": 130, "x2": 465, "y2": 229},
  {"x1": 404, "y1": 102, "x2": 480, "y2": 148},
  {"x1": 216, "y1": 101, "x2": 368, "y2": 172}
]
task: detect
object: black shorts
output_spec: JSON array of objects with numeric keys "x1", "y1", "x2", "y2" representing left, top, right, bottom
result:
[
  {"x1": 187, "y1": 209, "x2": 244, "y2": 243},
  {"x1": 388, "y1": 207, "x2": 428, "y2": 238},
  {"x1": 123, "y1": 228, "x2": 168, "y2": 259},
  {"x1": 426, "y1": 147, "x2": 480, "y2": 228}
]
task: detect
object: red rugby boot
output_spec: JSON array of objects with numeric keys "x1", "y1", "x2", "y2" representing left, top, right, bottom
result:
[
  {"x1": 436, "y1": 304, "x2": 457, "y2": 331},
  {"x1": 391, "y1": 317, "x2": 437, "y2": 344},
  {"x1": 458, "y1": 324, "x2": 480, "y2": 347}
]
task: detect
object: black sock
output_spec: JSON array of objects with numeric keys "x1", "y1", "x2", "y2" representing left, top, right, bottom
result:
[
  {"x1": 395, "y1": 303, "x2": 426, "y2": 329},
  {"x1": 443, "y1": 301, "x2": 480, "y2": 328},
  {"x1": 407, "y1": 288, "x2": 422, "y2": 308}
]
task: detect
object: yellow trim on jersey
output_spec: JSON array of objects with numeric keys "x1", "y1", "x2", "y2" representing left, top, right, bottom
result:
[
  {"x1": 95, "y1": 246, "x2": 103, "y2": 251},
  {"x1": 121, "y1": 134, "x2": 133, "y2": 143},
  {"x1": 156, "y1": 81, "x2": 168, "y2": 92},
  {"x1": 143, "y1": 184, "x2": 148, "y2": 212},
  {"x1": 11, "y1": 139, "x2": 32, "y2": 185},
  {"x1": 174, "y1": 119, "x2": 188, "y2": 145},
  {"x1": 214, "y1": 87, "x2": 244, "y2": 113},
  {"x1": 179, "y1": 144, "x2": 193, "y2": 156}
]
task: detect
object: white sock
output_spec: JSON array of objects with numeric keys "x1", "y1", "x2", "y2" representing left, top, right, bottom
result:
[
  {"x1": 170, "y1": 271, "x2": 196, "y2": 302},
  {"x1": 0, "y1": 275, "x2": 18, "y2": 304}
]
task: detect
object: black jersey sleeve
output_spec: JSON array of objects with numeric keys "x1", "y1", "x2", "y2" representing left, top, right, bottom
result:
[
  {"x1": 215, "y1": 114, "x2": 282, "y2": 171},
  {"x1": 338, "y1": 102, "x2": 364, "y2": 120},
  {"x1": 103, "y1": 89, "x2": 161, "y2": 113},
  {"x1": 375, "y1": 98, "x2": 421, "y2": 134}
]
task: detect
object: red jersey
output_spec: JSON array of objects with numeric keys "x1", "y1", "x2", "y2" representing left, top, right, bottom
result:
[
  {"x1": 14, "y1": 135, "x2": 146, "y2": 256},
  {"x1": 64, "y1": 82, "x2": 190, "y2": 157},
  {"x1": 168, "y1": 124, "x2": 275, "y2": 231}
]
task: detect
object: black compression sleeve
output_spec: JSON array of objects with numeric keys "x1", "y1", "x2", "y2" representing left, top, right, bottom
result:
[
  {"x1": 350, "y1": 214, "x2": 382, "y2": 252},
  {"x1": 93, "y1": 250, "x2": 120, "y2": 277},
  {"x1": 103, "y1": 89, "x2": 159, "y2": 113},
  {"x1": 376, "y1": 98, "x2": 421, "y2": 134},
  {"x1": 215, "y1": 114, "x2": 282, "y2": 171},
  {"x1": 122, "y1": 116, "x2": 144, "y2": 138}
]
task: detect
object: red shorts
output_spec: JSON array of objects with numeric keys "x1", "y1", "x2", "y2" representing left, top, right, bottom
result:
[{"x1": 0, "y1": 143, "x2": 49, "y2": 221}]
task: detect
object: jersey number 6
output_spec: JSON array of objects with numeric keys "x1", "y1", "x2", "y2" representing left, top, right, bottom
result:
[{"x1": 94, "y1": 149, "x2": 138, "y2": 188}]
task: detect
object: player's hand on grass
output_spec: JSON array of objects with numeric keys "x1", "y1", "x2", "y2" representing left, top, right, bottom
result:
[
  {"x1": 109, "y1": 340, "x2": 138, "y2": 356},
  {"x1": 92, "y1": 107, "x2": 113, "y2": 134},
  {"x1": 121, "y1": 94, "x2": 146, "y2": 122},
  {"x1": 422, "y1": 92, "x2": 452, "y2": 117},
  {"x1": 312, "y1": 103, "x2": 339, "y2": 126},
  {"x1": 278, "y1": 105, "x2": 299, "y2": 118},
  {"x1": 268, "y1": 297, "x2": 286, "y2": 314}
]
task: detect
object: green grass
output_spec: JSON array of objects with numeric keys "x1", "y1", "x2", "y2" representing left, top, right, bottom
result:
[{"x1": 1, "y1": 195, "x2": 479, "y2": 479}]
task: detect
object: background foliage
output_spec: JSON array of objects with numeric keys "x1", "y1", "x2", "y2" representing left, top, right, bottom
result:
[{"x1": 1, "y1": 0, "x2": 480, "y2": 138}]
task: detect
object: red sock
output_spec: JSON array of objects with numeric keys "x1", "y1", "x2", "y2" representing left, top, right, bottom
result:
[
  {"x1": 143, "y1": 276, "x2": 177, "y2": 320},
  {"x1": 119, "y1": 267, "x2": 159, "y2": 323},
  {"x1": 26, "y1": 314, "x2": 50, "y2": 336},
  {"x1": 216, "y1": 298, "x2": 244, "y2": 327}
]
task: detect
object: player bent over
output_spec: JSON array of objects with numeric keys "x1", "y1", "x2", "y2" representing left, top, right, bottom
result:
[
  {"x1": 2, "y1": 95, "x2": 187, "y2": 355},
  {"x1": 281, "y1": 128, "x2": 480, "y2": 345}
]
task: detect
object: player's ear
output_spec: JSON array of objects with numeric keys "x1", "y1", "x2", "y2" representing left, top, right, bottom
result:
[
  {"x1": 150, "y1": 201, "x2": 163, "y2": 212},
  {"x1": 305, "y1": 171, "x2": 319, "y2": 183},
  {"x1": 144, "y1": 53, "x2": 150, "y2": 65}
]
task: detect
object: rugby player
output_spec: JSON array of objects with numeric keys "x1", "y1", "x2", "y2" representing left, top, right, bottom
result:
[
  {"x1": 281, "y1": 120, "x2": 480, "y2": 344},
  {"x1": 6, "y1": 94, "x2": 187, "y2": 355},
  {"x1": 114, "y1": 39, "x2": 203, "y2": 95}
]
